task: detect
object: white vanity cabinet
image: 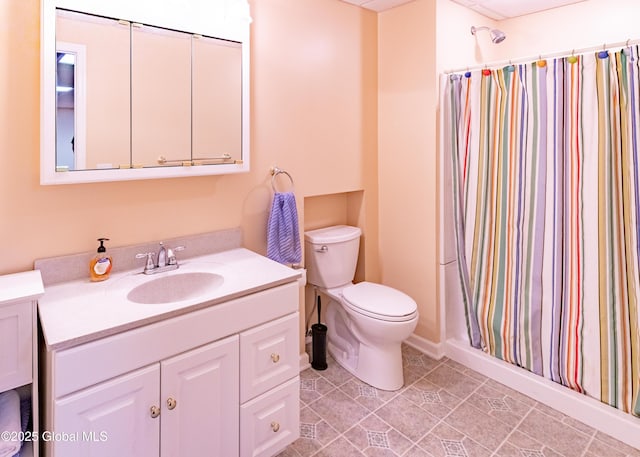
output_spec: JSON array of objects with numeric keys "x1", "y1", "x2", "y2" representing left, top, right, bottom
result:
[
  {"x1": 41, "y1": 281, "x2": 300, "y2": 457},
  {"x1": 0, "y1": 271, "x2": 44, "y2": 457},
  {"x1": 54, "y1": 336, "x2": 239, "y2": 457}
]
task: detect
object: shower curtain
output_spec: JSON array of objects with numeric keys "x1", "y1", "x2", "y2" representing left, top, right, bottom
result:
[{"x1": 442, "y1": 47, "x2": 640, "y2": 417}]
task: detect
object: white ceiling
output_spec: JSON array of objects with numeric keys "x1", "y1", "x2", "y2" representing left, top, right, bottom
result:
[
  {"x1": 340, "y1": 0, "x2": 415, "y2": 12},
  {"x1": 341, "y1": 0, "x2": 586, "y2": 18}
]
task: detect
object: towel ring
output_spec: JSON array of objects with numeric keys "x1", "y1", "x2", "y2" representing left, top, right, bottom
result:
[{"x1": 270, "y1": 166, "x2": 295, "y2": 193}]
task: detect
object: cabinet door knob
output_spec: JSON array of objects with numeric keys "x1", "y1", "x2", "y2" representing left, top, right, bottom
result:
[
  {"x1": 150, "y1": 405, "x2": 161, "y2": 418},
  {"x1": 271, "y1": 353, "x2": 280, "y2": 363},
  {"x1": 271, "y1": 421, "x2": 280, "y2": 433},
  {"x1": 167, "y1": 397, "x2": 177, "y2": 410}
]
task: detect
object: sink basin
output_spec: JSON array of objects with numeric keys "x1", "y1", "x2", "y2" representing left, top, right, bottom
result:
[{"x1": 126, "y1": 272, "x2": 224, "y2": 304}]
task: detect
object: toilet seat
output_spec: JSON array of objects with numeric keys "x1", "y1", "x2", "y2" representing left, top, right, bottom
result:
[{"x1": 341, "y1": 282, "x2": 417, "y2": 322}]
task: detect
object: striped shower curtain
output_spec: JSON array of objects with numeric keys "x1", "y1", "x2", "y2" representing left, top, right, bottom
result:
[{"x1": 442, "y1": 48, "x2": 640, "y2": 417}]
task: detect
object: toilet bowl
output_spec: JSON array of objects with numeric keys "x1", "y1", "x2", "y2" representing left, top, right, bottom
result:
[{"x1": 304, "y1": 225, "x2": 418, "y2": 391}]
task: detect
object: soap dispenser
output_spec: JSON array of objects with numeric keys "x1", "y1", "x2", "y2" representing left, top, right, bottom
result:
[{"x1": 89, "y1": 238, "x2": 113, "y2": 282}]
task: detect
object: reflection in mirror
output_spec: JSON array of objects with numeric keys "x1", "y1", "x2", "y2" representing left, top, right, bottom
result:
[
  {"x1": 56, "y1": 10, "x2": 130, "y2": 171},
  {"x1": 55, "y1": 50, "x2": 77, "y2": 171},
  {"x1": 192, "y1": 37, "x2": 242, "y2": 164},
  {"x1": 132, "y1": 25, "x2": 191, "y2": 168},
  {"x1": 42, "y1": 0, "x2": 251, "y2": 184}
]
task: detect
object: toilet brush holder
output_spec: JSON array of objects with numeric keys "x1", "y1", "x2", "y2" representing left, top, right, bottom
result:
[
  {"x1": 311, "y1": 322, "x2": 328, "y2": 370},
  {"x1": 311, "y1": 292, "x2": 328, "y2": 370}
]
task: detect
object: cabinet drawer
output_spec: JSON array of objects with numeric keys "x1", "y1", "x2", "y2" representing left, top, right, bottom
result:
[
  {"x1": 240, "y1": 377, "x2": 299, "y2": 457},
  {"x1": 240, "y1": 313, "x2": 299, "y2": 402},
  {"x1": 0, "y1": 301, "x2": 32, "y2": 391}
]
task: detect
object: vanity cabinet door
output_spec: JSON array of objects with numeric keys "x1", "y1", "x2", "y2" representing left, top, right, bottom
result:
[
  {"x1": 53, "y1": 364, "x2": 160, "y2": 457},
  {"x1": 160, "y1": 335, "x2": 239, "y2": 457},
  {"x1": 0, "y1": 301, "x2": 32, "y2": 392}
]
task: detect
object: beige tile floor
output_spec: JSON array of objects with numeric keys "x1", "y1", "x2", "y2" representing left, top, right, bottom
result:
[{"x1": 278, "y1": 344, "x2": 640, "y2": 457}]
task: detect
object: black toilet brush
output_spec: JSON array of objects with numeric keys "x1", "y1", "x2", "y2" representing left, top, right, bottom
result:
[{"x1": 311, "y1": 294, "x2": 328, "y2": 370}]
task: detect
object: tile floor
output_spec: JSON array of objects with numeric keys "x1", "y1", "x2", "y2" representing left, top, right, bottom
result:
[{"x1": 278, "y1": 344, "x2": 640, "y2": 457}]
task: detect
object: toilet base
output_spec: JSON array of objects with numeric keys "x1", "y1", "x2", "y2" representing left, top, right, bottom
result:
[
  {"x1": 323, "y1": 291, "x2": 414, "y2": 392},
  {"x1": 327, "y1": 339, "x2": 404, "y2": 391}
]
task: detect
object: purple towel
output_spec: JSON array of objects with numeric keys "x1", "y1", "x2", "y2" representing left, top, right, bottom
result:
[{"x1": 267, "y1": 192, "x2": 301, "y2": 265}]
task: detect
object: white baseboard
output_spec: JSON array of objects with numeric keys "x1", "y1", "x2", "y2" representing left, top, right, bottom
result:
[
  {"x1": 444, "y1": 338, "x2": 640, "y2": 451},
  {"x1": 404, "y1": 333, "x2": 445, "y2": 360}
]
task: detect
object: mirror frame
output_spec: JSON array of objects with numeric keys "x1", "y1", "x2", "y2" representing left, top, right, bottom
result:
[{"x1": 40, "y1": 0, "x2": 251, "y2": 185}]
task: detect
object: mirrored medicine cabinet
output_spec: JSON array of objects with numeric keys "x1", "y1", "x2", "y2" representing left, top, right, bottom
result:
[{"x1": 40, "y1": 0, "x2": 251, "y2": 185}]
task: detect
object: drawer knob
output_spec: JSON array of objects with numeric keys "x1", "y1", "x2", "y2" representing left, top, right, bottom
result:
[
  {"x1": 150, "y1": 405, "x2": 160, "y2": 418},
  {"x1": 167, "y1": 397, "x2": 177, "y2": 410},
  {"x1": 271, "y1": 421, "x2": 280, "y2": 433},
  {"x1": 271, "y1": 353, "x2": 280, "y2": 363}
]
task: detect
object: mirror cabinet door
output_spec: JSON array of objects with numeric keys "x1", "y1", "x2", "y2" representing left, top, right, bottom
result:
[
  {"x1": 131, "y1": 25, "x2": 192, "y2": 168},
  {"x1": 56, "y1": 10, "x2": 131, "y2": 171},
  {"x1": 192, "y1": 37, "x2": 242, "y2": 165}
]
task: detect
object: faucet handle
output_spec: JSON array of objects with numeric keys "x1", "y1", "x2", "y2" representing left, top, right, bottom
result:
[
  {"x1": 167, "y1": 245, "x2": 185, "y2": 265},
  {"x1": 136, "y1": 252, "x2": 156, "y2": 273}
]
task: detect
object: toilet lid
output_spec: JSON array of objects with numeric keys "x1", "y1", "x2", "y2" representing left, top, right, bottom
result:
[{"x1": 342, "y1": 282, "x2": 417, "y2": 321}]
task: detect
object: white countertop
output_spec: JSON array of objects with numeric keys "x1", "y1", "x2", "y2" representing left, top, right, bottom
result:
[
  {"x1": 38, "y1": 248, "x2": 301, "y2": 350},
  {"x1": 0, "y1": 270, "x2": 44, "y2": 306}
]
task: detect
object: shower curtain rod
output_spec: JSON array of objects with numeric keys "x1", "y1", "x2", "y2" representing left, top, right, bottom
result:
[{"x1": 445, "y1": 37, "x2": 640, "y2": 75}]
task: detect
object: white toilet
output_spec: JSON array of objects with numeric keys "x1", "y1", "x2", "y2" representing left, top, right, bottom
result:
[{"x1": 304, "y1": 225, "x2": 418, "y2": 391}]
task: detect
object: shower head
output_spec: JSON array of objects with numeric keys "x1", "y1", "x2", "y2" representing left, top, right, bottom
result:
[{"x1": 471, "y1": 25, "x2": 506, "y2": 44}]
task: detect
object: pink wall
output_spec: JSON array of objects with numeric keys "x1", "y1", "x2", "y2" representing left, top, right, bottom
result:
[
  {"x1": 0, "y1": 0, "x2": 379, "y2": 278},
  {"x1": 378, "y1": 0, "x2": 438, "y2": 341},
  {"x1": 436, "y1": 0, "x2": 640, "y2": 73},
  {"x1": 497, "y1": 0, "x2": 640, "y2": 62},
  {"x1": 435, "y1": 0, "x2": 501, "y2": 73}
]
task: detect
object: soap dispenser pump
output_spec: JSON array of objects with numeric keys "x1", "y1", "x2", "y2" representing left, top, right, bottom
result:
[{"x1": 89, "y1": 238, "x2": 113, "y2": 282}]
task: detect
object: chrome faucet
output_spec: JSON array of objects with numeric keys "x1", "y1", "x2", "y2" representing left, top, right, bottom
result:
[
  {"x1": 157, "y1": 242, "x2": 167, "y2": 267},
  {"x1": 136, "y1": 242, "x2": 186, "y2": 275}
]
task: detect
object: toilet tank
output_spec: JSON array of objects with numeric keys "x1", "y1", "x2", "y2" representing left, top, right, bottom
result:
[{"x1": 304, "y1": 225, "x2": 362, "y2": 288}]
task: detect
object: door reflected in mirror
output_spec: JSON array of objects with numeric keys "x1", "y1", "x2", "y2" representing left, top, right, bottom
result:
[
  {"x1": 56, "y1": 10, "x2": 131, "y2": 171},
  {"x1": 55, "y1": 50, "x2": 76, "y2": 171}
]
